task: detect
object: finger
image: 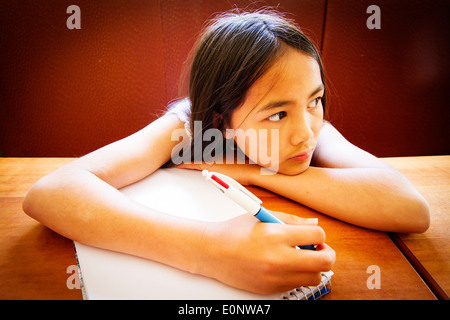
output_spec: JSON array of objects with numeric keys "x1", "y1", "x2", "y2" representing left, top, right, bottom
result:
[
  {"x1": 279, "y1": 224, "x2": 326, "y2": 247},
  {"x1": 280, "y1": 271, "x2": 324, "y2": 289},
  {"x1": 271, "y1": 211, "x2": 318, "y2": 226},
  {"x1": 286, "y1": 243, "x2": 336, "y2": 272},
  {"x1": 175, "y1": 163, "x2": 208, "y2": 170},
  {"x1": 266, "y1": 271, "x2": 323, "y2": 293}
]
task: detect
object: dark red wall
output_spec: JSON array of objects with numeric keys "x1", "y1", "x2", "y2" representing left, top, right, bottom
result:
[
  {"x1": 1, "y1": 0, "x2": 448, "y2": 157},
  {"x1": 322, "y1": 0, "x2": 450, "y2": 157}
]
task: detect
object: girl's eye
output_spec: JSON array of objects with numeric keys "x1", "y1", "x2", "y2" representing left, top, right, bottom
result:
[
  {"x1": 308, "y1": 97, "x2": 322, "y2": 108},
  {"x1": 267, "y1": 111, "x2": 287, "y2": 122}
]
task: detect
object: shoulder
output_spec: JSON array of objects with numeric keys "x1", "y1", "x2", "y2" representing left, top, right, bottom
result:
[
  {"x1": 312, "y1": 121, "x2": 389, "y2": 169},
  {"x1": 165, "y1": 98, "x2": 192, "y2": 143},
  {"x1": 166, "y1": 98, "x2": 191, "y2": 123},
  {"x1": 66, "y1": 111, "x2": 187, "y2": 189}
]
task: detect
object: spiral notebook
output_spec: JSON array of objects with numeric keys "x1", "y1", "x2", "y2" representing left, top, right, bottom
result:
[{"x1": 74, "y1": 168, "x2": 333, "y2": 300}]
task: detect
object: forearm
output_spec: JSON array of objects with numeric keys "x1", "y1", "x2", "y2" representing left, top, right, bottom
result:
[
  {"x1": 22, "y1": 165, "x2": 336, "y2": 294},
  {"x1": 251, "y1": 166, "x2": 430, "y2": 233},
  {"x1": 22, "y1": 166, "x2": 207, "y2": 274}
]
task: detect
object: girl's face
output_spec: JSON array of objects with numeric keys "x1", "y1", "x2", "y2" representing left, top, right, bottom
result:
[{"x1": 229, "y1": 48, "x2": 324, "y2": 175}]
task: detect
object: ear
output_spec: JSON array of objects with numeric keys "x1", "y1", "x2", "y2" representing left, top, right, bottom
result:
[
  {"x1": 213, "y1": 111, "x2": 235, "y2": 139},
  {"x1": 212, "y1": 111, "x2": 222, "y2": 126},
  {"x1": 212, "y1": 111, "x2": 226, "y2": 136}
]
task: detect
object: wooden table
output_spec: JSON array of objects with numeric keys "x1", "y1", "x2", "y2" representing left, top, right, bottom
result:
[
  {"x1": 1, "y1": 157, "x2": 447, "y2": 299},
  {"x1": 382, "y1": 156, "x2": 450, "y2": 300},
  {"x1": 0, "y1": 158, "x2": 80, "y2": 299}
]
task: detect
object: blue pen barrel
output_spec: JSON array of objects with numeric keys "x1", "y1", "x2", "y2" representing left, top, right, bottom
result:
[
  {"x1": 255, "y1": 206, "x2": 316, "y2": 251},
  {"x1": 254, "y1": 206, "x2": 285, "y2": 223}
]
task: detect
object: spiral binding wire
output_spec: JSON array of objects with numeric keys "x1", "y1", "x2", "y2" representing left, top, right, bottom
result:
[{"x1": 282, "y1": 271, "x2": 333, "y2": 300}]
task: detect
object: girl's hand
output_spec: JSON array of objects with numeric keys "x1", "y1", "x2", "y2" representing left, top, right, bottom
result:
[
  {"x1": 196, "y1": 213, "x2": 335, "y2": 294},
  {"x1": 270, "y1": 210, "x2": 319, "y2": 226},
  {"x1": 175, "y1": 162, "x2": 261, "y2": 186}
]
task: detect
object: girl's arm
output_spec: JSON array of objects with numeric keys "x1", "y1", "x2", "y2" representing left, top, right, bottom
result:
[
  {"x1": 251, "y1": 122, "x2": 430, "y2": 233},
  {"x1": 22, "y1": 115, "x2": 207, "y2": 271},
  {"x1": 22, "y1": 114, "x2": 335, "y2": 294}
]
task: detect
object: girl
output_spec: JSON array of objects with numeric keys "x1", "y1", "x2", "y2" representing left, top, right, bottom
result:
[{"x1": 22, "y1": 10, "x2": 429, "y2": 294}]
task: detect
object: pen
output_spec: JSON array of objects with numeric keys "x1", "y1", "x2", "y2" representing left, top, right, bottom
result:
[{"x1": 202, "y1": 170, "x2": 316, "y2": 250}]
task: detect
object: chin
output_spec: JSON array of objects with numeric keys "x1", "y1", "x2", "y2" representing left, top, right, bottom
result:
[
  {"x1": 255, "y1": 153, "x2": 313, "y2": 175},
  {"x1": 265, "y1": 160, "x2": 311, "y2": 176}
]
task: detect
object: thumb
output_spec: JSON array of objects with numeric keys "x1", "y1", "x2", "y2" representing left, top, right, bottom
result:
[{"x1": 270, "y1": 211, "x2": 318, "y2": 226}]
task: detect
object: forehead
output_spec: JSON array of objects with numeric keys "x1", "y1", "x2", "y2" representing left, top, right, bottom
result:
[
  {"x1": 244, "y1": 48, "x2": 322, "y2": 106},
  {"x1": 229, "y1": 47, "x2": 323, "y2": 127}
]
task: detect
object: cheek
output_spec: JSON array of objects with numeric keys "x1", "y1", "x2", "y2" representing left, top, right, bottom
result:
[
  {"x1": 312, "y1": 116, "x2": 323, "y2": 137},
  {"x1": 314, "y1": 107, "x2": 324, "y2": 130},
  {"x1": 232, "y1": 129, "x2": 259, "y2": 162},
  {"x1": 233, "y1": 128, "x2": 282, "y2": 167}
]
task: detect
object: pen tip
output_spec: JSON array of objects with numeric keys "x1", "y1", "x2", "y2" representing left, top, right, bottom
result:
[{"x1": 202, "y1": 169, "x2": 208, "y2": 176}]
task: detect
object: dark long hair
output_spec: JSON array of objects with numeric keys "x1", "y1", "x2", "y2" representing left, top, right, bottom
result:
[{"x1": 170, "y1": 9, "x2": 326, "y2": 165}]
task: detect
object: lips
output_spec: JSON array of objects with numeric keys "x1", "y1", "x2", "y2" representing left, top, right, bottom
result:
[{"x1": 289, "y1": 148, "x2": 314, "y2": 162}]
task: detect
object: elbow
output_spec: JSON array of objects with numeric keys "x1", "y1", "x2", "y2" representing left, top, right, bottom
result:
[
  {"x1": 412, "y1": 195, "x2": 431, "y2": 233},
  {"x1": 22, "y1": 178, "x2": 45, "y2": 222},
  {"x1": 386, "y1": 172, "x2": 431, "y2": 234},
  {"x1": 22, "y1": 174, "x2": 58, "y2": 224},
  {"x1": 398, "y1": 194, "x2": 430, "y2": 234}
]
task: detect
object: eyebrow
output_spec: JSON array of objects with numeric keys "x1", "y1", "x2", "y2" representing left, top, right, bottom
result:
[{"x1": 257, "y1": 84, "x2": 324, "y2": 113}]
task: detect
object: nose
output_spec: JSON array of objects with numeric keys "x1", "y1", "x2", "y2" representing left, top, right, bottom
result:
[{"x1": 290, "y1": 114, "x2": 314, "y2": 146}]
